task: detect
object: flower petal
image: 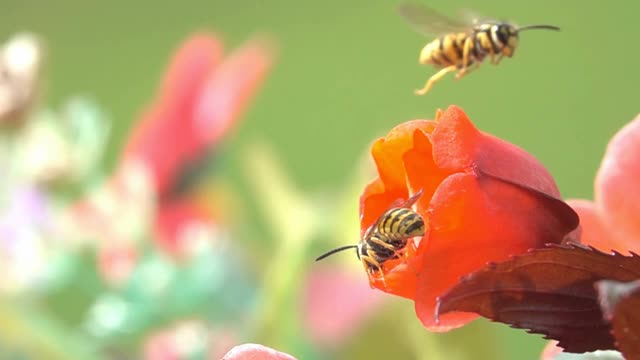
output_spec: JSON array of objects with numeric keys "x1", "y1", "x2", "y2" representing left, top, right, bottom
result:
[
  {"x1": 155, "y1": 33, "x2": 223, "y2": 117},
  {"x1": 362, "y1": 120, "x2": 437, "y2": 233},
  {"x1": 122, "y1": 34, "x2": 222, "y2": 195},
  {"x1": 303, "y1": 267, "x2": 384, "y2": 347},
  {"x1": 371, "y1": 120, "x2": 436, "y2": 195},
  {"x1": 359, "y1": 177, "x2": 406, "y2": 236},
  {"x1": 430, "y1": 105, "x2": 480, "y2": 171},
  {"x1": 193, "y1": 37, "x2": 275, "y2": 148},
  {"x1": 540, "y1": 341, "x2": 563, "y2": 360},
  {"x1": 595, "y1": 114, "x2": 640, "y2": 253},
  {"x1": 222, "y1": 344, "x2": 296, "y2": 360},
  {"x1": 403, "y1": 128, "x2": 452, "y2": 213},
  {"x1": 415, "y1": 171, "x2": 578, "y2": 330},
  {"x1": 432, "y1": 105, "x2": 561, "y2": 198},
  {"x1": 567, "y1": 199, "x2": 632, "y2": 253}
]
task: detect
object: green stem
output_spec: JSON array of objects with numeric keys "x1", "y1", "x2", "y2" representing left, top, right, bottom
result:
[
  {"x1": 244, "y1": 143, "x2": 316, "y2": 348},
  {"x1": 0, "y1": 299, "x2": 102, "y2": 359}
]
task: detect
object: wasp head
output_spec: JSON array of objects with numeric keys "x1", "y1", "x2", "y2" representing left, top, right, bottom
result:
[{"x1": 496, "y1": 23, "x2": 519, "y2": 57}]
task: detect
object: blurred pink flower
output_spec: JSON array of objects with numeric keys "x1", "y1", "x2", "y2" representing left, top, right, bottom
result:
[
  {"x1": 541, "y1": 341, "x2": 563, "y2": 360},
  {"x1": 71, "y1": 32, "x2": 274, "y2": 282},
  {"x1": 303, "y1": 266, "x2": 385, "y2": 347},
  {"x1": 70, "y1": 161, "x2": 152, "y2": 285},
  {"x1": 144, "y1": 321, "x2": 239, "y2": 360},
  {"x1": 121, "y1": 32, "x2": 274, "y2": 197},
  {"x1": 222, "y1": 344, "x2": 296, "y2": 360},
  {"x1": 123, "y1": 31, "x2": 274, "y2": 256},
  {"x1": 542, "y1": 114, "x2": 640, "y2": 358},
  {"x1": 564, "y1": 114, "x2": 640, "y2": 254},
  {"x1": 97, "y1": 241, "x2": 137, "y2": 286}
]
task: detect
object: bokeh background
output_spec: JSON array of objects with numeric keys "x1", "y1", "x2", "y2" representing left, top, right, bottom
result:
[{"x1": 0, "y1": 0, "x2": 637, "y2": 359}]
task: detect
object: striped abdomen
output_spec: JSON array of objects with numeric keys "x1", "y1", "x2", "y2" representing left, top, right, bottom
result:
[
  {"x1": 375, "y1": 207, "x2": 425, "y2": 240},
  {"x1": 419, "y1": 24, "x2": 513, "y2": 68},
  {"x1": 420, "y1": 32, "x2": 471, "y2": 67},
  {"x1": 359, "y1": 208, "x2": 425, "y2": 271}
]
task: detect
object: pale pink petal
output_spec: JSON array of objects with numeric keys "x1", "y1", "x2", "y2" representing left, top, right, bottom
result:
[
  {"x1": 595, "y1": 114, "x2": 640, "y2": 253},
  {"x1": 122, "y1": 34, "x2": 222, "y2": 196},
  {"x1": 144, "y1": 330, "x2": 179, "y2": 360},
  {"x1": 221, "y1": 344, "x2": 296, "y2": 360},
  {"x1": 193, "y1": 37, "x2": 275, "y2": 147},
  {"x1": 540, "y1": 341, "x2": 563, "y2": 360},
  {"x1": 567, "y1": 199, "x2": 632, "y2": 253},
  {"x1": 303, "y1": 267, "x2": 385, "y2": 347},
  {"x1": 97, "y1": 242, "x2": 137, "y2": 286}
]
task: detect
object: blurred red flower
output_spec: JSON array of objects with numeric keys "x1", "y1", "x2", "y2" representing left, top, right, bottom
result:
[
  {"x1": 359, "y1": 106, "x2": 578, "y2": 331},
  {"x1": 542, "y1": 114, "x2": 640, "y2": 359},
  {"x1": 121, "y1": 32, "x2": 274, "y2": 197},
  {"x1": 125, "y1": 32, "x2": 273, "y2": 257},
  {"x1": 74, "y1": 32, "x2": 274, "y2": 282}
]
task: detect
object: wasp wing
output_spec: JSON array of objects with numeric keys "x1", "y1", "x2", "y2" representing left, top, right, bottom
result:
[{"x1": 398, "y1": 2, "x2": 472, "y2": 36}]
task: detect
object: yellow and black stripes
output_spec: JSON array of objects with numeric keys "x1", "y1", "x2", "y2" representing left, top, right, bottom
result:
[
  {"x1": 422, "y1": 24, "x2": 514, "y2": 69},
  {"x1": 399, "y1": 2, "x2": 560, "y2": 95},
  {"x1": 358, "y1": 206, "x2": 425, "y2": 274},
  {"x1": 315, "y1": 190, "x2": 426, "y2": 282},
  {"x1": 376, "y1": 208, "x2": 425, "y2": 240}
]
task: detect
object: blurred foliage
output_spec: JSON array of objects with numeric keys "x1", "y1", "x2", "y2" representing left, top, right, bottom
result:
[{"x1": 0, "y1": 0, "x2": 637, "y2": 359}]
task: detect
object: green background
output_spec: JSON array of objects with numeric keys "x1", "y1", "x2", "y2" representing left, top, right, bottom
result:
[{"x1": 2, "y1": 0, "x2": 636, "y2": 359}]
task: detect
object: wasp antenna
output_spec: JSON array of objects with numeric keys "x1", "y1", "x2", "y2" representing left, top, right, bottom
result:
[
  {"x1": 518, "y1": 24, "x2": 560, "y2": 32},
  {"x1": 315, "y1": 245, "x2": 358, "y2": 261}
]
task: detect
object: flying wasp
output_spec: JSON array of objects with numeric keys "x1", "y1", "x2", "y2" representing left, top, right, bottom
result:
[
  {"x1": 398, "y1": 3, "x2": 560, "y2": 95},
  {"x1": 316, "y1": 190, "x2": 425, "y2": 285}
]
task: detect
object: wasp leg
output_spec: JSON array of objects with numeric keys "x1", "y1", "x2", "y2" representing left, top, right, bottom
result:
[
  {"x1": 455, "y1": 37, "x2": 480, "y2": 81},
  {"x1": 492, "y1": 53, "x2": 504, "y2": 65},
  {"x1": 368, "y1": 237, "x2": 396, "y2": 252},
  {"x1": 362, "y1": 252, "x2": 383, "y2": 275},
  {"x1": 460, "y1": 36, "x2": 474, "y2": 73},
  {"x1": 362, "y1": 253, "x2": 387, "y2": 289},
  {"x1": 415, "y1": 65, "x2": 457, "y2": 95},
  {"x1": 455, "y1": 62, "x2": 480, "y2": 80},
  {"x1": 371, "y1": 268, "x2": 388, "y2": 290}
]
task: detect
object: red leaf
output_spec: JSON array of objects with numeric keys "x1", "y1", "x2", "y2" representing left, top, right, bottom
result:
[
  {"x1": 435, "y1": 244, "x2": 640, "y2": 353},
  {"x1": 596, "y1": 280, "x2": 640, "y2": 359}
]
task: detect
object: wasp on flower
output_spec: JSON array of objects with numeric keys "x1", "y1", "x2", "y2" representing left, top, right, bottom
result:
[{"x1": 316, "y1": 189, "x2": 425, "y2": 288}]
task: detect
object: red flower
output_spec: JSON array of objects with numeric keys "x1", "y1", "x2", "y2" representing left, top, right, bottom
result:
[
  {"x1": 122, "y1": 32, "x2": 273, "y2": 257},
  {"x1": 542, "y1": 114, "x2": 640, "y2": 359},
  {"x1": 72, "y1": 32, "x2": 274, "y2": 281},
  {"x1": 359, "y1": 106, "x2": 578, "y2": 331},
  {"x1": 566, "y1": 114, "x2": 640, "y2": 254},
  {"x1": 121, "y1": 32, "x2": 274, "y2": 197}
]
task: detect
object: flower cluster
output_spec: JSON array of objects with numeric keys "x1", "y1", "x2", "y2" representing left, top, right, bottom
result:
[{"x1": 0, "y1": 32, "x2": 275, "y2": 358}]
